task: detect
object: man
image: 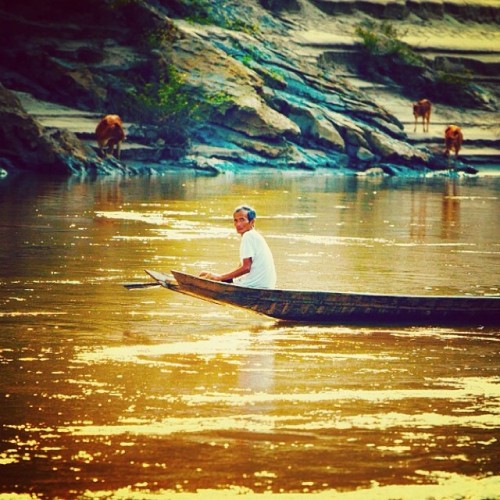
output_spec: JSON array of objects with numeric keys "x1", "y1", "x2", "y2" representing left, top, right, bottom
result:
[{"x1": 200, "y1": 205, "x2": 277, "y2": 289}]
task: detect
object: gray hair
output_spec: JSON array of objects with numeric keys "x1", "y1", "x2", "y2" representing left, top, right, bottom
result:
[{"x1": 234, "y1": 205, "x2": 256, "y2": 221}]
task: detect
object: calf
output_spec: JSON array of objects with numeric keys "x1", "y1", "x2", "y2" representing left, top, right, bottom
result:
[
  {"x1": 95, "y1": 114, "x2": 125, "y2": 159},
  {"x1": 444, "y1": 125, "x2": 463, "y2": 164},
  {"x1": 412, "y1": 99, "x2": 432, "y2": 132}
]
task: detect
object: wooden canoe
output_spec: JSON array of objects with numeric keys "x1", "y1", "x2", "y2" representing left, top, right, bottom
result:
[{"x1": 143, "y1": 270, "x2": 500, "y2": 327}]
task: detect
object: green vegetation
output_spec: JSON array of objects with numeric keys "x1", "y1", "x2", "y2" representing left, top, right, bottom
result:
[
  {"x1": 183, "y1": 0, "x2": 258, "y2": 34},
  {"x1": 129, "y1": 66, "x2": 191, "y2": 123},
  {"x1": 126, "y1": 65, "x2": 232, "y2": 158},
  {"x1": 262, "y1": 67, "x2": 286, "y2": 86},
  {"x1": 241, "y1": 54, "x2": 253, "y2": 67},
  {"x1": 353, "y1": 19, "x2": 485, "y2": 107},
  {"x1": 106, "y1": 0, "x2": 258, "y2": 34},
  {"x1": 239, "y1": 52, "x2": 286, "y2": 88},
  {"x1": 355, "y1": 20, "x2": 425, "y2": 67},
  {"x1": 143, "y1": 19, "x2": 179, "y2": 49},
  {"x1": 434, "y1": 58, "x2": 472, "y2": 87}
]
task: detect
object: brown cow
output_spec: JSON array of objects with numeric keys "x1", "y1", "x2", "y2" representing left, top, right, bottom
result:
[
  {"x1": 444, "y1": 125, "x2": 463, "y2": 164},
  {"x1": 413, "y1": 99, "x2": 432, "y2": 132},
  {"x1": 95, "y1": 114, "x2": 125, "y2": 159}
]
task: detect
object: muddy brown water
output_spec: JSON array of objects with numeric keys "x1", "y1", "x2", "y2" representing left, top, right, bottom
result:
[{"x1": 0, "y1": 171, "x2": 499, "y2": 499}]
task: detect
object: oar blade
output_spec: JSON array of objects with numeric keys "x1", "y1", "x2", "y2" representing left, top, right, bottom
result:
[
  {"x1": 122, "y1": 270, "x2": 177, "y2": 290},
  {"x1": 122, "y1": 281, "x2": 161, "y2": 290}
]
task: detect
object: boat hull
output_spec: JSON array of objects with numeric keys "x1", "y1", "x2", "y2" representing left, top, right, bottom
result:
[{"x1": 160, "y1": 270, "x2": 500, "y2": 327}]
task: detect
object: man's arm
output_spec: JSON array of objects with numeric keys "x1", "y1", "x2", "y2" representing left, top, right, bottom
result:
[{"x1": 200, "y1": 257, "x2": 252, "y2": 282}]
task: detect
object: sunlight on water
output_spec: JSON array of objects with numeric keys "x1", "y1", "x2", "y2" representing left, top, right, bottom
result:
[
  {"x1": 60, "y1": 404, "x2": 499, "y2": 436},
  {"x1": 152, "y1": 226, "x2": 233, "y2": 240},
  {"x1": 0, "y1": 473, "x2": 499, "y2": 498},
  {"x1": 77, "y1": 331, "x2": 255, "y2": 364},
  {"x1": 75, "y1": 474, "x2": 500, "y2": 498},
  {"x1": 273, "y1": 233, "x2": 394, "y2": 246},
  {"x1": 0, "y1": 311, "x2": 67, "y2": 317},
  {"x1": 174, "y1": 376, "x2": 500, "y2": 407},
  {"x1": 95, "y1": 210, "x2": 170, "y2": 225}
]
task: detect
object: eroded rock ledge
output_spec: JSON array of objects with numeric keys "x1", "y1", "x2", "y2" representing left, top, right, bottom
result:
[
  {"x1": 0, "y1": 0, "x2": 498, "y2": 177},
  {"x1": 277, "y1": 0, "x2": 500, "y2": 22}
]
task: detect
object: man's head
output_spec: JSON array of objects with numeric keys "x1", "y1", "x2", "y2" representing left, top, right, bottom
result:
[{"x1": 233, "y1": 205, "x2": 256, "y2": 235}]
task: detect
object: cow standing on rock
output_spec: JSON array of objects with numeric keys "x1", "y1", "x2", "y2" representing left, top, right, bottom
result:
[
  {"x1": 412, "y1": 99, "x2": 432, "y2": 132},
  {"x1": 444, "y1": 125, "x2": 463, "y2": 166},
  {"x1": 95, "y1": 114, "x2": 125, "y2": 159}
]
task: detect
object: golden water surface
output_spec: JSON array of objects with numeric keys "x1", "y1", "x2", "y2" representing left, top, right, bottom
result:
[{"x1": 0, "y1": 171, "x2": 499, "y2": 499}]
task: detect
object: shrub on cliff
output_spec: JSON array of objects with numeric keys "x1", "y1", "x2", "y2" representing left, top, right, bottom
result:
[
  {"x1": 152, "y1": 0, "x2": 258, "y2": 34},
  {"x1": 126, "y1": 64, "x2": 232, "y2": 159},
  {"x1": 355, "y1": 20, "x2": 425, "y2": 67},
  {"x1": 354, "y1": 19, "x2": 492, "y2": 109}
]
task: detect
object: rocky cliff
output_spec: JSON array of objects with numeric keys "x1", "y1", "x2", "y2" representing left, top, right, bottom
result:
[{"x1": 0, "y1": 0, "x2": 498, "y2": 177}]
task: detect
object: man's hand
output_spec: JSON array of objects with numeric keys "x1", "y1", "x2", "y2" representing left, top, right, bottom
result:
[{"x1": 199, "y1": 271, "x2": 221, "y2": 281}]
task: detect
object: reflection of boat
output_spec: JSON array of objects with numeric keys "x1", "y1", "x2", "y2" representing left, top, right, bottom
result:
[{"x1": 140, "y1": 270, "x2": 500, "y2": 327}]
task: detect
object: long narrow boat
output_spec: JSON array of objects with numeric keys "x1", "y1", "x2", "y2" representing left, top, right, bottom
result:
[{"x1": 139, "y1": 269, "x2": 500, "y2": 327}]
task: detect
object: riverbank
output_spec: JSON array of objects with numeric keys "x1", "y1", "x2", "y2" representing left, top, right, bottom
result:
[
  {"x1": 0, "y1": 0, "x2": 499, "y2": 176},
  {"x1": 14, "y1": 88, "x2": 500, "y2": 177}
]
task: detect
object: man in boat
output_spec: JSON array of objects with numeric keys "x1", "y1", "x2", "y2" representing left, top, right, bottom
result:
[{"x1": 199, "y1": 205, "x2": 277, "y2": 289}]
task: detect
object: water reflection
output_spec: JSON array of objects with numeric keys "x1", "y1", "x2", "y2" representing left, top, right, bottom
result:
[
  {"x1": 238, "y1": 331, "x2": 276, "y2": 396},
  {"x1": 0, "y1": 170, "x2": 499, "y2": 498},
  {"x1": 409, "y1": 184, "x2": 428, "y2": 241},
  {"x1": 441, "y1": 178, "x2": 460, "y2": 239}
]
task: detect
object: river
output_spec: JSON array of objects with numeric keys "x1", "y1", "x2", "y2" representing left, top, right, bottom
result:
[{"x1": 0, "y1": 170, "x2": 499, "y2": 499}]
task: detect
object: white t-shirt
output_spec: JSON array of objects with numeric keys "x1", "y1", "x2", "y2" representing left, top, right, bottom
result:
[{"x1": 234, "y1": 229, "x2": 277, "y2": 289}]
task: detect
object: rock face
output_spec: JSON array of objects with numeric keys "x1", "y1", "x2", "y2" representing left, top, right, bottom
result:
[
  {"x1": 0, "y1": 83, "x2": 92, "y2": 174},
  {"x1": 0, "y1": 0, "x2": 498, "y2": 176},
  {"x1": 0, "y1": 84, "x2": 132, "y2": 176},
  {"x1": 306, "y1": 0, "x2": 500, "y2": 22}
]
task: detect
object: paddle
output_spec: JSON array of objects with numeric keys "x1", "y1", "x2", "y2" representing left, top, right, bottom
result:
[
  {"x1": 122, "y1": 281, "x2": 161, "y2": 290},
  {"x1": 123, "y1": 270, "x2": 176, "y2": 290}
]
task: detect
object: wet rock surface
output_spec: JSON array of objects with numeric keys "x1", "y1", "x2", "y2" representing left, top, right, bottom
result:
[{"x1": 0, "y1": 0, "x2": 498, "y2": 177}]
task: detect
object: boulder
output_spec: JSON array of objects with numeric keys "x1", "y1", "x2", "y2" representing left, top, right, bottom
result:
[
  {"x1": 219, "y1": 95, "x2": 301, "y2": 139},
  {"x1": 356, "y1": 147, "x2": 376, "y2": 162},
  {"x1": 364, "y1": 129, "x2": 430, "y2": 166},
  {"x1": 289, "y1": 106, "x2": 345, "y2": 151}
]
